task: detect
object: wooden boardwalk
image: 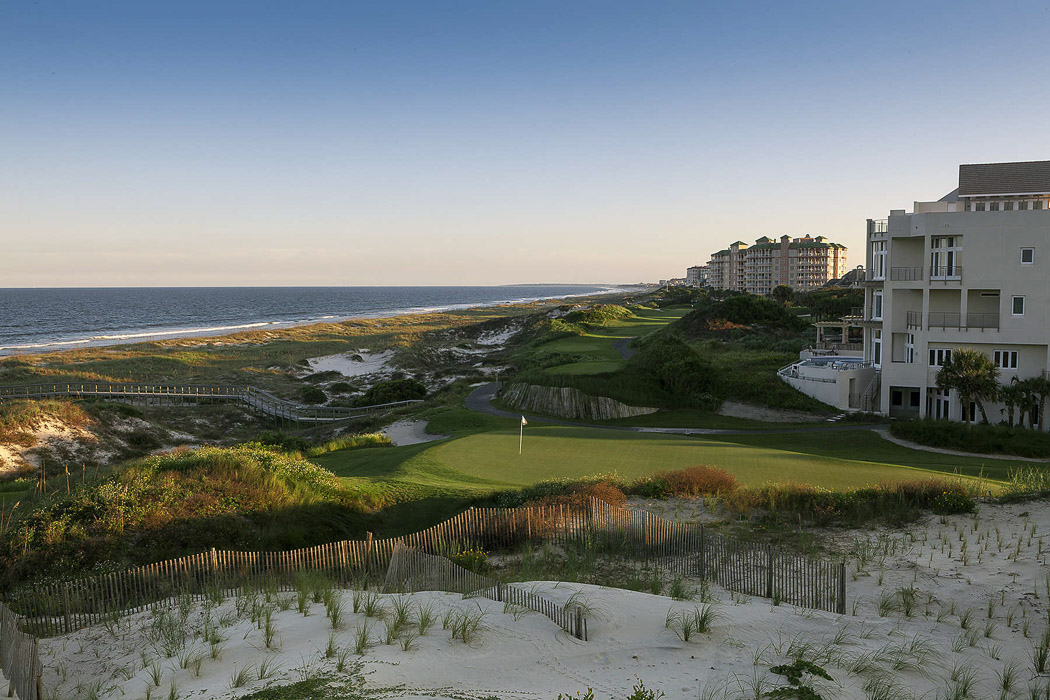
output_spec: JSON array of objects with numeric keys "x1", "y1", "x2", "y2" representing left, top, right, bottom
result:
[{"x1": 0, "y1": 382, "x2": 422, "y2": 424}]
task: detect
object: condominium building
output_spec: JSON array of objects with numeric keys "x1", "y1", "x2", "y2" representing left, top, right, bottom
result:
[
  {"x1": 685, "y1": 265, "x2": 709, "y2": 287},
  {"x1": 777, "y1": 160, "x2": 1050, "y2": 417},
  {"x1": 706, "y1": 236, "x2": 847, "y2": 294}
]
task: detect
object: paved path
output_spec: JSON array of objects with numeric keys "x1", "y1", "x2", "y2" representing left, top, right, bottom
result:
[
  {"x1": 612, "y1": 337, "x2": 637, "y2": 360},
  {"x1": 874, "y1": 427, "x2": 1048, "y2": 462}
]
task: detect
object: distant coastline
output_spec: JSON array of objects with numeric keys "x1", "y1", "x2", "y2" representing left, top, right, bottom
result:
[{"x1": 0, "y1": 285, "x2": 641, "y2": 357}]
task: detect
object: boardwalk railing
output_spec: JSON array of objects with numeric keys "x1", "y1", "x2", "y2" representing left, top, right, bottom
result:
[
  {"x1": 0, "y1": 603, "x2": 42, "y2": 700},
  {"x1": 0, "y1": 383, "x2": 422, "y2": 423}
]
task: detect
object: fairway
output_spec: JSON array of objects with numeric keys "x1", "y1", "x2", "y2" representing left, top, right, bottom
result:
[
  {"x1": 537, "y1": 306, "x2": 691, "y2": 374},
  {"x1": 406, "y1": 426, "x2": 1003, "y2": 490}
]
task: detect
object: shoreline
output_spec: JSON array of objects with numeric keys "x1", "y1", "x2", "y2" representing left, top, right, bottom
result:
[{"x1": 0, "y1": 285, "x2": 642, "y2": 358}]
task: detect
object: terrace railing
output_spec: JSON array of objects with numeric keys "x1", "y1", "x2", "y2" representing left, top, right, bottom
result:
[
  {"x1": 0, "y1": 383, "x2": 422, "y2": 423},
  {"x1": 927, "y1": 312, "x2": 1000, "y2": 330}
]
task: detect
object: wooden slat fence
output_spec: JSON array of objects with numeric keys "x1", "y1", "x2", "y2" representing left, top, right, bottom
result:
[
  {"x1": 383, "y1": 545, "x2": 586, "y2": 639},
  {"x1": 8, "y1": 499, "x2": 845, "y2": 639},
  {"x1": 0, "y1": 602, "x2": 42, "y2": 700}
]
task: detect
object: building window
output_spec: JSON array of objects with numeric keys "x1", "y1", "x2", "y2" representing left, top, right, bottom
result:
[
  {"x1": 929, "y1": 348, "x2": 952, "y2": 367},
  {"x1": 1012, "y1": 296, "x2": 1026, "y2": 316},
  {"x1": 928, "y1": 388, "x2": 951, "y2": 419},
  {"x1": 872, "y1": 291, "x2": 883, "y2": 320},
  {"x1": 872, "y1": 329, "x2": 882, "y2": 367},
  {"x1": 994, "y1": 350, "x2": 1019, "y2": 369},
  {"x1": 871, "y1": 241, "x2": 886, "y2": 280},
  {"x1": 931, "y1": 236, "x2": 960, "y2": 278},
  {"x1": 975, "y1": 202, "x2": 986, "y2": 211},
  {"x1": 905, "y1": 333, "x2": 915, "y2": 364},
  {"x1": 1021, "y1": 248, "x2": 1035, "y2": 264},
  {"x1": 990, "y1": 202, "x2": 1000, "y2": 211},
  {"x1": 1004, "y1": 201, "x2": 1015, "y2": 211}
]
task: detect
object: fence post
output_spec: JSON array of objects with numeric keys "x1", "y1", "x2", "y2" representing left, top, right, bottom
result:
[
  {"x1": 61, "y1": 583, "x2": 71, "y2": 634},
  {"x1": 575, "y1": 607, "x2": 583, "y2": 640},
  {"x1": 365, "y1": 532, "x2": 374, "y2": 578},
  {"x1": 496, "y1": 582, "x2": 503, "y2": 603},
  {"x1": 765, "y1": 548, "x2": 774, "y2": 600},
  {"x1": 837, "y1": 561, "x2": 846, "y2": 615},
  {"x1": 698, "y1": 525, "x2": 706, "y2": 579}
]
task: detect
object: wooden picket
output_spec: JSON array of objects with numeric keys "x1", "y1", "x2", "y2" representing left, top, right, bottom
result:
[
  {"x1": 0, "y1": 602, "x2": 42, "y2": 700},
  {"x1": 7, "y1": 498, "x2": 844, "y2": 638}
]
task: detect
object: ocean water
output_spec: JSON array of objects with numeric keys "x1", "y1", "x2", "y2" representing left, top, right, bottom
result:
[{"x1": 0, "y1": 285, "x2": 626, "y2": 355}]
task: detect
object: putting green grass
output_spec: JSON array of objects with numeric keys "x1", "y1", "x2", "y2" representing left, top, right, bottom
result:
[{"x1": 316, "y1": 426, "x2": 1013, "y2": 503}]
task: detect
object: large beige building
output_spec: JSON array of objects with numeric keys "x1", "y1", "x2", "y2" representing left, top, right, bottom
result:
[
  {"x1": 860, "y1": 159, "x2": 1050, "y2": 422},
  {"x1": 706, "y1": 236, "x2": 847, "y2": 294},
  {"x1": 780, "y1": 160, "x2": 1050, "y2": 420}
]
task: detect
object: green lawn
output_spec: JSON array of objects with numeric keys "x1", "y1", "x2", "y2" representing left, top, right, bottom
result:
[
  {"x1": 315, "y1": 425, "x2": 1011, "y2": 507},
  {"x1": 711, "y1": 430, "x2": 1027, "y2": 482}
]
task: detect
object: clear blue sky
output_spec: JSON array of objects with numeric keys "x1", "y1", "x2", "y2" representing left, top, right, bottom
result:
[{"x1": 3, "y1": 1, "x2": 1049, "y2": 286}]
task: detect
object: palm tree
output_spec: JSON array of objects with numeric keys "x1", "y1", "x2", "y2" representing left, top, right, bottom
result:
[
  {"x1": 936, "y1": 348, "x2": 1000, "y2": 427},
  {"x1": 1028, "y1": 374, "x2": 1050, "y2": 431},
  {"x1": 999, "y1": 378, "x2": 1026, "y2": 426}
]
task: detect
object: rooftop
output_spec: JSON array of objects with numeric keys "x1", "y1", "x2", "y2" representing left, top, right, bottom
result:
[{"x1": 958, "y1": 160, "x2": 1050, "y2": 197}]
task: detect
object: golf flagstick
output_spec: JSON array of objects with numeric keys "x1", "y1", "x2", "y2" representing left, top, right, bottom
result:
[{"x1": 519, "y1": 415, "x2": 527, "y2": 454}]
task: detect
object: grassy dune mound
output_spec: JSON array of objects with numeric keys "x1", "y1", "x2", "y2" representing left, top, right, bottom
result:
[{"x1": 1, "y1": 445, "x2": 366, "y2": 587}]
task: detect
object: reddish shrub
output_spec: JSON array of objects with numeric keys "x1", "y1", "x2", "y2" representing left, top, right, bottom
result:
[
  {"x1": 572, "y1": 480, "x2": 627, "y2": 506},
  {"x1": 652, "y1": 465, "x2": 737, "y2": 498}
]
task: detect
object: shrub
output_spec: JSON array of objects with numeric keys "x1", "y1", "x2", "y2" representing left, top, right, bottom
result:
[
  {"x1": 646, "y1": 466, "x2": 737, "y2": 498},
  {"x1": 931, "y1": 489, "x2": 976, "y2": 515},
  {"x1": 254, "y1": 431, "x2": 311, "y2": 452},
  {"x1": 891, "y1": 418, "x2": 1050, "y2": 458},
  {"x1": 448, "y1": 548, "x2": 489, "y2": 573},
  {"x1": 354, "y1": 379, "x2": 427, "y2": 406},
  {"x1": 299, "y1": 386, "x2": 327, "y2": 405}
]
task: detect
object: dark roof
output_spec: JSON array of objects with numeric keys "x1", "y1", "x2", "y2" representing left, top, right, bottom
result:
[{"x1": 958, "y1": 160, "x2": 1050, "y2": 197}]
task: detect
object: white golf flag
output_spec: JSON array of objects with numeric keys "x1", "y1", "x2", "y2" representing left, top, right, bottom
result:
[{"x1": 521, "y1": 416, "x2": 528, "y2": 426}]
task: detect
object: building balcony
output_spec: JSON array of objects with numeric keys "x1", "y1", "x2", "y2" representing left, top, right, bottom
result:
[
  {"x1": 927, "y1": 312, "x2": 999, "y2": 330},
  {"x1": 906, "y1": 311, "x2": 923, "y2": 329},
  {"x1": 929, "y1": 266, "x2": 963, "y2": 282},
  {"x1": 867, "y1": 219, "x2": 888, "y2": 236}
]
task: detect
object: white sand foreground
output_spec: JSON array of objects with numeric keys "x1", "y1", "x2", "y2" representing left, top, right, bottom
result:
[{"x1": 13, "y1": 498, "x2": 1050, "y2": 699}]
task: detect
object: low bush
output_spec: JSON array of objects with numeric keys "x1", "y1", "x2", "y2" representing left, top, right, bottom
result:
[
  {"x1": 299, "y1": 386, "x2": 328, "y2": 405},
  {"x1": 496, "y1": 467, "x2": 982, "y2": 526},
  {"x1": 640, "y1": 465, "x2": 738, "y2": 499},
  {"x1": 447, "y1": 547, "x2": 489, "y2": 574},
  {"x1": 254, "y1": 430, "x2": 311, "y2": 452},
  {"x1": 891, "y1": 419, "x2": 1050, "y2": 458},
  {"x1": 353, "y1": 379, "x2": 427, "y2": 406}
]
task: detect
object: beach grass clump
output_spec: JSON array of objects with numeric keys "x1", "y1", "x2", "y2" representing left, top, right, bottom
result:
[{"x1": 665, "y1": 604, "x2": 719, "y2": 642}]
